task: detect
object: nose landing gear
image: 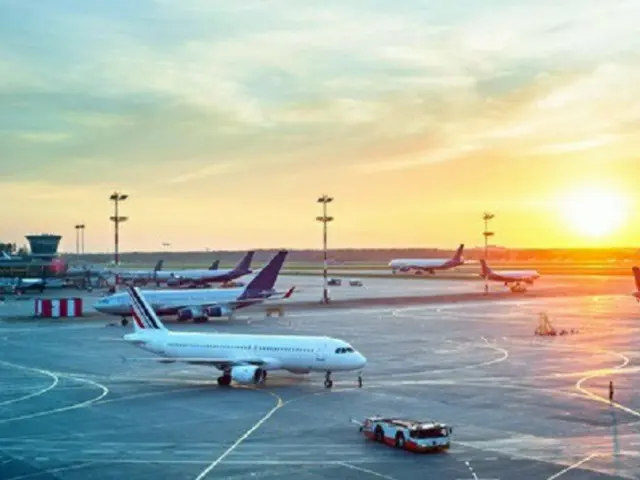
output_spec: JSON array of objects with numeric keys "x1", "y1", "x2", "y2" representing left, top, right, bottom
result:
[
  {"x1": 357, "y1": 374, "x2": 363, "y2": 388},
  {"x1": 324, "y1": 371, "x2": 333, "y2": 389}
]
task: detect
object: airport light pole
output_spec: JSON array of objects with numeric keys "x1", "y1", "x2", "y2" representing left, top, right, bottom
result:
[
  {"x1": 483, "y1": 212, "x2": 495, "y2": 294},
  {"x1": 316, "y1": 195, "x2": 334, "y2": 304},
  {"x1": 74, "y1": 224, "x2": 81, "y2": 258},
  {"x1": 78, "y1": 224, "x2": 85, "y2": 255},
  {"x1": 109, "y1": 192, "x2": 128, "y2": 266}
]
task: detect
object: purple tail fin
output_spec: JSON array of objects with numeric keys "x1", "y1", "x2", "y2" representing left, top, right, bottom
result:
[
  {"x1": 240, "y1": 250, "x2": 288, "y2": 299},
  {"x1": 233, "y1": 251, "x2": 254, "y2": 273},
  {"x1": 633, "y1": 267, "x2": 640, "y2": 291},
  {"x1": 452, "y1": 244, "x2": 464, "y2": 263},
  {"x1": 479, "y1": 259, "x2": 491, "y2": 278}
]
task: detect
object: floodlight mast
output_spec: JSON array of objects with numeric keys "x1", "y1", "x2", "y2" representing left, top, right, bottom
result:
[
  {"x1": 109, "y1": 192, "x2": 128, "y2": 266},
  {"x1": 316, "y1": 195, "x2": 334, "y2": 304}
]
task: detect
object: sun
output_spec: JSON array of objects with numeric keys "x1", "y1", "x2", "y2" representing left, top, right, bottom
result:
[{"x1": 560, "y1": 186, "x2": 628, "y2": 238}]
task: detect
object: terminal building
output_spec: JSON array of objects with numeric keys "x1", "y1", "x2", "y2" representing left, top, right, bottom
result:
[{"x1": 0, "y1": 234, "x2": 63, "y2": 277}]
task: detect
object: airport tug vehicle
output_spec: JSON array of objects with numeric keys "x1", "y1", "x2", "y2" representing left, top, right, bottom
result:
[{"x1": 351, "y1": 416, "x2": 452, "y2": 453}]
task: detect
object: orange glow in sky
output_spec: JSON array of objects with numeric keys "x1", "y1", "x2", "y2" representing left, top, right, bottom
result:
[{"x1": 1, "y1": 2, "x2": 640, "y2": 252}]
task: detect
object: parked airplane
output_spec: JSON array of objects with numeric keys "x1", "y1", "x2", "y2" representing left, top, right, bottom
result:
[
  {"x1": 479, "y1": 259, "x2": 540, "y2": 292},
  {"x1": 155, "y1": 251, "x2": 254, "y2": 287},
  {"x1": 389, "y1": 244, "x2": 465, "y2": 275},
  {"x1": 114, "y1": 260, "x2": 164, "y2": 286},
  {"x1": 94, "y1": 250, "x2": 291, "y2": 322},
  {"x1": 632, "y1": 267, "x2": 640, "y2": 302},
  {"x1": 122, "y1": 284, "x2": 366, "y2": 388},
  {"x1": 0, "y1": 277, "x2": 46, "y2": 294}
]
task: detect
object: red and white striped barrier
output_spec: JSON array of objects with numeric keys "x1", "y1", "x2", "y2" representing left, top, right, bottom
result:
[{"x1": 34, "y1": 298, "x2": 83, "y2": 318}]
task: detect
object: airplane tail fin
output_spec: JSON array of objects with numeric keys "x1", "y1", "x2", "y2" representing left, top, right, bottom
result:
[
  {"x1": 209, "y1": 259, "x2": 219, "y2": 271},
  {"x1": 125, "y1": 286, "x2": 168, "y2": 333},
  {"x1": 479, "y1": 259, "x2": 491, "y2": 278},
  {"x1": 633, "y1": 267, "x2": 640, "y2": 292},
  {"x1": 239, "y1": 250, "x2": 288, "y2": 299},
  {"x1": 452, "y1": 244, "x2": 464, "y2": 263},
  {"x1": 154, "y1": 260, "x2": 163, "y2": 272},
  {"x1": 234, "y1": 251, "x2": 255, "y2": 273},
  {"x1": 283, "y1": 286, "x2": 295, "y2": 299}
]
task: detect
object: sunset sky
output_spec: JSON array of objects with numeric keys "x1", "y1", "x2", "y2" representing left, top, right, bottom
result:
[{"x1": 1, "y1": 0, "x2": 640, "y2": 252}]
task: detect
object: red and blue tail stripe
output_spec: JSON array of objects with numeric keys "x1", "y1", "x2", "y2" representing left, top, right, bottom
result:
[{"x1": 125, "y1": 285, "x2": 165, "y2": 330}]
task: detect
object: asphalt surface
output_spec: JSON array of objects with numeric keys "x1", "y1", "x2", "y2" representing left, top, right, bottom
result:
[{"x1": 1, "y1": 276, "x2": 639, "y2": 479}]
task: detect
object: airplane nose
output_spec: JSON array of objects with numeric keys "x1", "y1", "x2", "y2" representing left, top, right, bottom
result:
[{"x1": 356, "y1": 353, "x2": 367, "y2": 369}]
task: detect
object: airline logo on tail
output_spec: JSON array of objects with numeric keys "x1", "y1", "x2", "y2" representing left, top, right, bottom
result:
[{"x1": 127, "y1": 285, "x2": 166, "y2": 331}]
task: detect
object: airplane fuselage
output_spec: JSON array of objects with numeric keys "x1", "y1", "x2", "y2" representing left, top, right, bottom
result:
[
  {"x1": 125, "y1": 331, "x2": 367, "y2": 374},
  {"x1": 94, "y1": 288, "x2": 245, "y2": 316}
]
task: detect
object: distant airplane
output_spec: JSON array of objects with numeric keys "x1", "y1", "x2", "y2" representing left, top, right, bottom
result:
[
  {"x1": 113, "y1": 260, "x2": 164, "y2": 286},
  {"x1": 155, "y1": 251, "x2": 254, "y2": 287},
  {"x1": 94, "y1": 250, "x2": 291, "y2": 321},
  {"x1": 632, "y1": 267, "x2": 640, "y2": 302},
  {"x1": 389, "y1": 244, "x2": 465, "y2": 275},
  {"x1": 120, "y1": 284, "x2": 365, "y2": 388},
  {"x1": 479, "y1": 259, "x2": 540, "y2": 293},
  {"x1": 0, "y1": 277, "x2": 46, "y2": 294}
]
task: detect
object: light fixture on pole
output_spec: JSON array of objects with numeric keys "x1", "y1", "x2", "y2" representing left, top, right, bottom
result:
[
  {"x1": 109, "y1": 192, "x2": 128, "y2": 266},
  {"x1": 74, "y1": 224, "x2": 81, "y2": 257},
  {"x1": 316, "y1": 195, "x2": 334, "y2": 304},
  {"x1": 482, "y1": 212, "x2": 495, "y2": 294},
  {"x1": 76, "y1": 224, "x2": 85, "y2": 255}
]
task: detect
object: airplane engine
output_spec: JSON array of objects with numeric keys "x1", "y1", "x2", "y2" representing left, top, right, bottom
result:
[
  {"x1": 203, "y1": 305, "x2": 233, "y2": 318},
  {"x1": 231, "y1": 366, "x2": 264, "y2": 384},
  {"x1": 177, "y1": 307, "x2": 205, "y2": 321}
]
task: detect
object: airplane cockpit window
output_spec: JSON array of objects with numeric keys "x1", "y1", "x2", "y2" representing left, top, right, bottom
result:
[{"x1": 335, "y1": 347, "x2": 355, "y2": 354}]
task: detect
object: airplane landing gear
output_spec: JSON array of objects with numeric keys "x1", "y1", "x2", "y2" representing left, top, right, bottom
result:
[
  {"x1": 259, "y1": 370, "x2": 268, "y2": 384},
  {"x1": 357, "y1": 374, "x2": 362, "y2": 388},
  {"x1": 217, "y1": 368, "x2": 232, "y2": 387},
  {"x1": 324, "y1": 371, "x2": 333, "y2": 389}
]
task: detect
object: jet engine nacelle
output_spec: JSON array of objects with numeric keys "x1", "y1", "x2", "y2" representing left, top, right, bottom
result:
[
  {"x1": 177, "y1": 307, "x2": 204, "y2": 321},
  {"x1": 231, "y1": 365, "x2": 264, "y2": 384},
  {"x1": 203, "y1": 305, "x2": 233, "y2": 318}
]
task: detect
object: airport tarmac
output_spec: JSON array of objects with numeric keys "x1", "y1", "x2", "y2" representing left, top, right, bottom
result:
[
  {"x1": 0, "y1": 273, "x2": 632, "y2": 319},
  {"x1": 1, "y1": 284, "x2": 639, "y2": 479}
]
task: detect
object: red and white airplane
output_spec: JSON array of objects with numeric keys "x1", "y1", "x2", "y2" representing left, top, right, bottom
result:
[
  {"x1": 632, "y1": 267, "x2": 640, "y2": 302},
  {"x1": 479, "y1": 259, "x2": 540, "y2": 293},
  {"x1": 389, "y1": 244, "x2": 465, "y2": 275}
]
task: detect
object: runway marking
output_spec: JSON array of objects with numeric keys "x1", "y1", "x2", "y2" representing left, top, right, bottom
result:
[
  {"x1": 464, "y1": 460, "x2": 479, "y2": 480},
  {"x1": 0, "y1": 372, "x2": 109, "y2": 425},
  {"x1": 5, "y1": 461, "x2": 96, "y2": 480},
  {"x1": 0, "y1": 360, "x2": 59, "y2": 406},
  {"x1": 338, "y1": 462, "x2": 398, "y2": 480},
  {"x1": 193, "y1": 389, "x2": 284, "y2": 480},
  {"x1": 545, "y1": 453, "x2": 598, "y2": 480}
]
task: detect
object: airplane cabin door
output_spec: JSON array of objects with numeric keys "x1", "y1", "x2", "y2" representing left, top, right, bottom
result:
[{"x1": 315, "y1": 342, "x2": 327, "y2": 364}]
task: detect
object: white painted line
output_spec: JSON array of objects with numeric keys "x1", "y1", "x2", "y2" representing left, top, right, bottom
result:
[
  {"x1": 337, "y1": 462, "x2": 398, "y2": 480},
  {"x1": 465, "y1": 460, "x2": 480, "y2": 480},
  {"x1": 545, "y1": 453, "x2": 599, "y2": 480},
  {"x1": 193, "y1": 390, "x2": 284, "y2": 480},
  {"x1": 0, "y1": 360, "x2": 59, "y2": 406},
  {"x1": 0, "y1": 372, "x2": 109, "y2": 425},
  {"x1": 5, "y1": 461, "x2": 95, "y2": 480}
]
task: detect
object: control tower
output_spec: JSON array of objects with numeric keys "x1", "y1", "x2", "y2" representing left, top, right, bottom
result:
[{"x1": 26, "y1": 234, "x2": 61, "y2": 260}]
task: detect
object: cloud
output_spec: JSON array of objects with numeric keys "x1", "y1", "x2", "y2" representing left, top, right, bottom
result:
[{"x1": 166, "y1": 163, "x2": 234, "y2": 184}]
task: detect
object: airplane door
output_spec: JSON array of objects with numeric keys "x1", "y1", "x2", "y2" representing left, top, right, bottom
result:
[{"x1": 315, "y1": 343, "x2": 327, "y2": 364}]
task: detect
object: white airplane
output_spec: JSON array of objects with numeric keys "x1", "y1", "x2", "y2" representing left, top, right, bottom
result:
[
  {"x1": 94, "y1": 251, "x2": 292, "y2": 322},
  {"x1": 389, "y1": 244, "x2": 465, "y2": 275},
  {"x1": 112, "y1": 260, "x2": 164, "y2": 286},
  {"x1": 479, "y1": 259, "x2": 540, "y2": 293},
  {"x1": 122, "y1": 285, "x2": 367, "y2": 388},
  {"x1": 155, "y1": 251, "x2": 254, "y2": 287},
  {"x1": 632, "y1": 267, "x2": 640, "y2": 302}
]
